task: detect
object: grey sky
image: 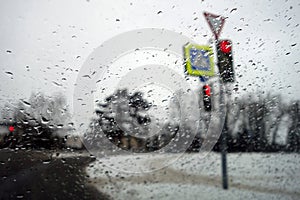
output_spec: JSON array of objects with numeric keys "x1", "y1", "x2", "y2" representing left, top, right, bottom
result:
[{"x1": 0, "y1": 0, "x2": 299, "y2": 109}]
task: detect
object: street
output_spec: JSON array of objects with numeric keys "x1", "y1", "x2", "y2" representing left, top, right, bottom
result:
[
  {"x1": 0, "y1": 150, "x2": 110, "y2": 200},
  {"x1": 1, "y1": 150, "x2": 300, "y2": 200}
]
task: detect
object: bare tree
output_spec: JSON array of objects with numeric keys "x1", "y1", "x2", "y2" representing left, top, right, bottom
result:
[{"x1": 86, "y1": 89, "x2": 179, "y2": 152}]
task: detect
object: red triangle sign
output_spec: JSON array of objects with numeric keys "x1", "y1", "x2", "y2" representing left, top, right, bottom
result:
[{"x1": 203, "y1": 12, "x2": 225, "y2": 40}]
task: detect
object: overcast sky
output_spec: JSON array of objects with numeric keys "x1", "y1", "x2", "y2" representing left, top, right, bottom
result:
[{"x1": 0, "y1": 0, "x2": 299, "y2": 109}]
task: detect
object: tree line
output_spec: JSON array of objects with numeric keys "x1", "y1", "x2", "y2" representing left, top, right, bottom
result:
[
  {"x1": 85, "y1": 90, "x2": 300, "y2": 153},
  {"x1": 84, "y1": 89, "x2": 179, "y2": 153},
  {"x1": 210, "y1": 93, "x2": 300, "y2": 152},
  {"x1": 1, "y1": 89, "x2": 299, "y2": 153},
  {"x1": 0, "y1": 92, "x2": 71, "y2": 149}
]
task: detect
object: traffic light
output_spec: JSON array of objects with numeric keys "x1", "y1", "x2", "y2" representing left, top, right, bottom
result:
[
  {"x1": 203, "y1": 84, "x2": 212, "y2": 111},
  {"x1": 8, "y1": 126, "x2": 14, "y2": 132},
  {"x1": 217, "y1": 40, "x2": 234, "y2": 82}
]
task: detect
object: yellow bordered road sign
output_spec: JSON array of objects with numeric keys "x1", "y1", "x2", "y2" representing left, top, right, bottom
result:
[{"x1": 184, "y1": 43, "x2": 214, "y2": 77}]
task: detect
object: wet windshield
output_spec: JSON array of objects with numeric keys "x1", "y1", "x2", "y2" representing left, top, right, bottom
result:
[{"x1": 0, "y1": 0, "x2": 299, "y2": 200}]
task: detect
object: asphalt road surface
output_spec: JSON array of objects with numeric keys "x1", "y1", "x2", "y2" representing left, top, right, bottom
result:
[{"x1": 0, "y1": 149, "x2": 111, "y2": 200}]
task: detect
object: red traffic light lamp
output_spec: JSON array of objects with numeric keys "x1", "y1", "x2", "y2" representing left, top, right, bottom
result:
[
  {"x1": 203, "y1": 84, "x2": 211, "y2": 96},
  {"x1": 219, "y1": 40, "x2": 231, "y2": 54},
  {"x1": 203, "y1": 84, "x2": 212, "y2": 111},
  {"x1": 9, "y1": 126, "x2": 14, "y2": 132}
]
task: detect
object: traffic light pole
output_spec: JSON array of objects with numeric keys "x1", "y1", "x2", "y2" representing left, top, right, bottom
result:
[
  {"x1": 215, "y1": 38, "x2": 234, "y2": 190},
  {"x1": 221, "y1": 125, "x2": 228, "y2": 189},
  {"x1": 219, "y1": 80, "x2": 229, "y2": 190},
  {"x1": 222, "y1": 87, "x2": 229, "y2": 190},
  {"x1": 203, "y1": 11, "x2": 233, "y2": 190}
]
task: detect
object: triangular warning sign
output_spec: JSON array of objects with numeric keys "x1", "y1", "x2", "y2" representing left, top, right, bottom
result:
[{"x1": 203, "y1": 12, "x2": 225, "y2": 39}]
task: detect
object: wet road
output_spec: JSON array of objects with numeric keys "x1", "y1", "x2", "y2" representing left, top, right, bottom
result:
[{"x1": 0, "y1": 149, "x2": 111, "y2": 200}]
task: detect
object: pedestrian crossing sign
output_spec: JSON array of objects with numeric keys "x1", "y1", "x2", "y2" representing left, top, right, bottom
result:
[{"x1": 184, "y1": 44, "x2": 214, "y2": 77}]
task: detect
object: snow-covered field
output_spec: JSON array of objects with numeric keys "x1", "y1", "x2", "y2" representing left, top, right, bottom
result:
[{"x1": 85, "y1": 153, "x2": 300, "y2": 200}]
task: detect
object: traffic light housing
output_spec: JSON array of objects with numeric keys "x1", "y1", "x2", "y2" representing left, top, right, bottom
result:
[
  {"x1": 203, "y1": 84, "x2": 212, "y2": 111},
  {"x1": 217, "y1": 40, "x2": 234, "y2": 83}
]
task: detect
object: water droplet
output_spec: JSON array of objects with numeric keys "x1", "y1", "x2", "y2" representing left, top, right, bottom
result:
[
  {"x1": 41, "y1": 117, "x2": 49, "y2": 124},
  {"x1": 22, "y1": 120, "x2": 29, "y2": 125},
  {"x1": 5, "y1": 71, "x2": 13, "y2": 76},
  {"x1": 82, "y1": 75, "x2": 91, "y2": 79},
  {"x1": 52, "y1": 81, "x2": 62, "y2": 87},
  {"x1": 20, "y1": 99, "x2": 31, "y2": 106},
  {"x1": 42, "y1": 159, "x2": 51, "y2": 164},
  {"x1": 230, "y1": 8, "x2": 237, "y2": 13},
  {"x1": 16, "y1": 195, "x2": 24, "y2": 199}
]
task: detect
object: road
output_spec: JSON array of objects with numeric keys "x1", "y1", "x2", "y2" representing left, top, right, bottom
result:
[
  {"x1": 1, "y1": 150, "x2": 299, "y2": 200},
  {"x1": 0, "y1": 149, "x2": 111, "y2": 200}
]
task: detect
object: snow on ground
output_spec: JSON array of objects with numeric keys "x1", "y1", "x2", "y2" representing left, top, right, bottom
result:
[{"x1": 85, "y1": 153, "x2": 300, "y2": 200}]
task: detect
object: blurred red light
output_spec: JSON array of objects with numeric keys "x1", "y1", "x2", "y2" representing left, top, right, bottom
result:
[
  {"x1": 203, "y1": 85, "x2": 211, "y2": 96},
  {"x1": 9, "y1": 126, "x2": 14, "y2": 132},
  {"x1": 220, "y1": 40, "x2": 231, "y2": 54}
]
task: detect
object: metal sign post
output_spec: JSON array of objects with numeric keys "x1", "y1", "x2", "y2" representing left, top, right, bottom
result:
[
  {"x1": 183, "y1": 11, "x2": 234, "y2": 190},
  {"x1": 219, "y1": 80, "x2": 229, "y2": 190},
  {"x1": 204, "y1": 11, "x2": 234, "y2": 190}
]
